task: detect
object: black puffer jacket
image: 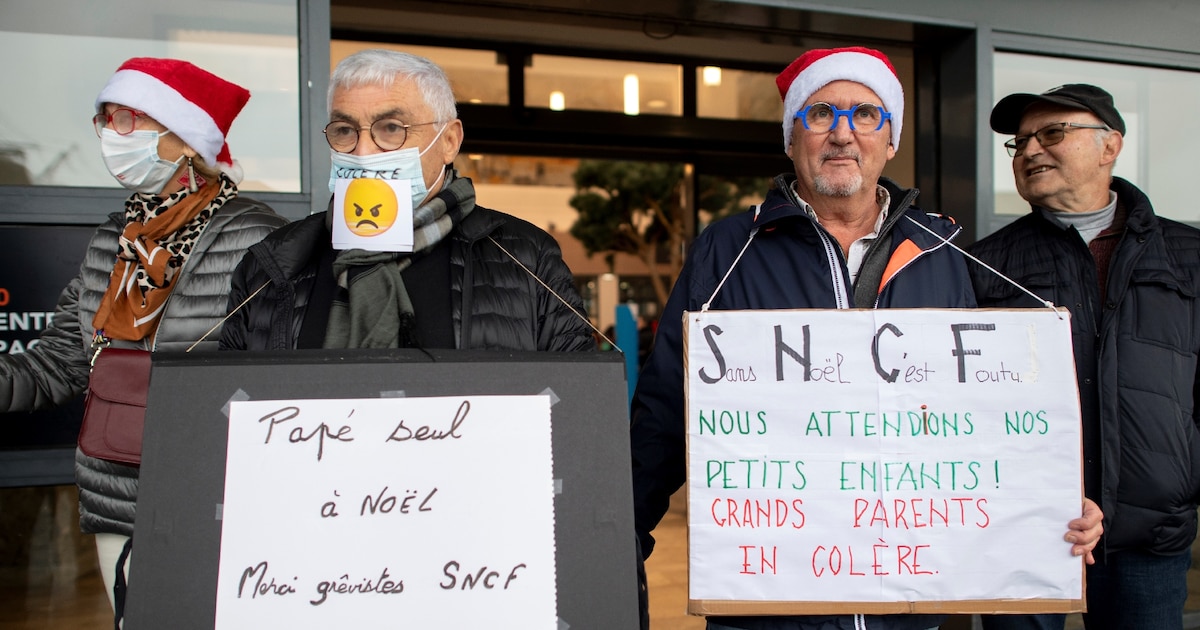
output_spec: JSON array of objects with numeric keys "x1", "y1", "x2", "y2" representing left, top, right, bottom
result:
[
  {"x1": 0, "y1": 196, "x2": 288, "y2": 536},
  {"x1": 219, "y1": 196, "x2": 594, "y2": 353},
  {"x1": 969, "y1": 177, "x2": 1200, "y2": 555}
]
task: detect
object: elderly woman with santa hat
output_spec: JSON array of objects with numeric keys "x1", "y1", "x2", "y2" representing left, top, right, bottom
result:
[{"x1": 0, "y1": 57, "x2": 288, "y2": 616}]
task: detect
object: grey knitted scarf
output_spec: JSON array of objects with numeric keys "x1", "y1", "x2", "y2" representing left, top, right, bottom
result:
[{"x1": 323, "y1": 168, "x2": 475, "y2": 348}]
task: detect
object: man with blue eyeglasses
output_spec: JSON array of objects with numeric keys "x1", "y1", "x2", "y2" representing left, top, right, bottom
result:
[
  {"x1": 630, "y1": 47, "x2": 1105, "y2": 630},
  {"x1": 972, "y1": 84, "x2": 1200, "y2": 630}
]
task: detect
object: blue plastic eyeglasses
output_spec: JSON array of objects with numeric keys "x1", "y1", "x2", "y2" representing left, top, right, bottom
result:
[{"x1": 796, "y1": 102, "x2": 892, "y2": 133}]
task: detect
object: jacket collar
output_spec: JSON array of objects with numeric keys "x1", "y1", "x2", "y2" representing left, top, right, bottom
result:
[
  {"x1": 455, "y1": 203, "x2": 505, "y2": 242},
  {"x1": 247, "y1": 208, "x2": 332, "y2": 283},
  {"x1": 757, "y1": 174, "x2": 912, "y2": 221},
  {"x1": 1109, "y1": 176, "x2": 1157, "y2": 235},
  {"x1": 754, "y1": 174, "x2": 948, "y2": 246},
  {"x1": 1032, "y1": 176, "x2": 1156, "y2": 236}
]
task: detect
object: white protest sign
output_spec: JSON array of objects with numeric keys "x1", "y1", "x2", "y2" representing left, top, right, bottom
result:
[
  {"x1": 685, "y1": 309, "x2": 1082, "y2": 612},
  {"x1": 214, "y1": 395, "x2": 557, "y2": 629}
]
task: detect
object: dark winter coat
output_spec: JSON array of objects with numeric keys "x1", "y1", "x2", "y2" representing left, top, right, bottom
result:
[
  {"x1": 219, "y1": 199, "x2": 594, "y2": 354},
  {"x1": 629, "y1": 176, "x2": 975, "y2": 630},
  {"x1": 969, "y1": 176, "x2": 1200, "y2": 556},
  {"x1": 0, "y1": 197, "x2": 288, "y2": 536}
]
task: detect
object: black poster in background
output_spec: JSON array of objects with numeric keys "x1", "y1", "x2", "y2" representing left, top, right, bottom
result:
[{"x1": 0, "y1": 225, "x2": 96, "y2": 449}]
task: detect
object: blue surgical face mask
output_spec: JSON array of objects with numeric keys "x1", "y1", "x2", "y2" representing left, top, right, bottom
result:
[
  {"x1": 328, "y1": 123, "x2": 449, "y2": 210},
  {"x1": 99, "y1": 128, "x2": 184, "y2": 193}
]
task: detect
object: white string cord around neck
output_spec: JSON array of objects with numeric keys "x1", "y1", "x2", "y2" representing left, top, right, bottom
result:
[
  {"x1": 903, "y1": 215, "x2": 1064, "y2": 318},
  {"x1": 186, "y1": 279, "x2": 272, "y2": 352},
  {"x1": 190, "y1": 236, "x2": 621, "y2": 355},
  {"x1": 487, "y1": 236, "x2": 621, "y2": 353},
  {"x1": 703, "y1": 225, "x2": 760, "y2": 312}
]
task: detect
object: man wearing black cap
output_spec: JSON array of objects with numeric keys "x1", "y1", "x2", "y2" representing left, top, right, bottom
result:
[{"x1": 970, "y1": 84, "x2": 1200, "y2": 630}]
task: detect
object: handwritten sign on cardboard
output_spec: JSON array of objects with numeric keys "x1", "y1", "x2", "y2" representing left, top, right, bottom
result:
[
  {"x1": 684, "y1": 309, "x2": 1083, "y2": 615},
  {"x1": 214, "y1": 395, "x2": 557, "y2": 629}
]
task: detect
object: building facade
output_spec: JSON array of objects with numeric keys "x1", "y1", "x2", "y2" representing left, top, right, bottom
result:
[{"x1": 2, "y1": 0, "x2": 1199, "y2": 624}]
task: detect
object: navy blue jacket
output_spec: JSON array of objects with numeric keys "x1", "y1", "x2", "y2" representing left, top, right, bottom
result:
[
  {"x1": 630, "y1": 176, "x2": 974, "y2": 630},
  {"x1": 969, "y1": 177, "x2": 1200, "y2": 556}
]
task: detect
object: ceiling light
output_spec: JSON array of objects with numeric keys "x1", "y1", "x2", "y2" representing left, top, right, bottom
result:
[
  {"x1": 624, "y1": 74, "x2": 640, "y2": 116},
  {"x1": 702, "y1": 66, "x2": 722, "y2": 87}
]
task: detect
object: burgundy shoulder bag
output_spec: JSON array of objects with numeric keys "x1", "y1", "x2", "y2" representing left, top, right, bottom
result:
[{"x1": 77, "y1": 346, "x2": 151, "y2": 467}]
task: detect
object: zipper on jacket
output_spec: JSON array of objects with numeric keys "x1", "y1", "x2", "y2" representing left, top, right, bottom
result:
[
  {"x1": 147, "y1": 276, "x2": 176, "y2": 352},
  {"x1": 776, "y1": 181, "x2": 852, "y2": 309},
  {"x1": 146, "y1": 207, "x2": 228, "y2": 351},
  {"x1": 1094, "y1": 225, "x2": 1143, "y2": 339},
  {"x1": 148, "y1": 253, "x2": 199, "y2": 351},
  {"x1": 858, "y1": 188, "x2": 919, "y2": 308},
  {"x1": 1071, "y1": 233, "x2": 1102, "y2": 337},
  {"x1": 814, "y1": 227, "x2": 851, "y2": 309}
]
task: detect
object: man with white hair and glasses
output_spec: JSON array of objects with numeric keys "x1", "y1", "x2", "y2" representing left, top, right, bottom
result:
[
  {"x1": 220, "y1": 48, "x2": 593, "y2": 353},
  {"x1": 971, "y1": 84, "x2": 1200, "y2": 630}
]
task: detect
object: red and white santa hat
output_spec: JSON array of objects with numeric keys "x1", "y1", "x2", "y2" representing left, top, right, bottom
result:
[
  {"x1": 776, "y1": 47, "x2": 904, "y2": 151},
  {"x1": 95, "y1": 57, "x2": 251, "y2": 181}
]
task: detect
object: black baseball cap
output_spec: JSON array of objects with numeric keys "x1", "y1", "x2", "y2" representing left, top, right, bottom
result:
[{"x1": 990, "y1": 84, "x2": 1126, "y2": 135}]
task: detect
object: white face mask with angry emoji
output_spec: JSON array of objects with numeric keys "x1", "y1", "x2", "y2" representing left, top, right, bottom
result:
[{"x1": 328, "y1": 123, "x2": 449, "y2": 252}]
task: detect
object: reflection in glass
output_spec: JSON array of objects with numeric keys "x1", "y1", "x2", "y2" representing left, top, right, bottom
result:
[
  {"x1": 697, "y1": 173, "x2": 770, "y2": 233},
  {"x1": 527, "y1": 55, "x2": 682, "y2": 116},
  {"x1": 453, "y1": 154, "x2": 765, "y2": 321},
  {"x1": 702, "y1": 66, "x2": 722, "y2": 87},
  {"x1": 696, "y1": 67, "x2": 781, "y2": 122},
  {"x1": 624, "y1": 74, "x2": 640, "y2": 116},
  {"x1": 1, "y1": 1, "x2": 300, "y2": 192},
  {"x1": 0, "y1": 485, "x2": 112, "y2": 627},
  {"x1": 568, "y1": 160, "x2": 767, "y2": 308},
  {"x1": 331, "y1": 41, "x2": 508, "y2": 107}
]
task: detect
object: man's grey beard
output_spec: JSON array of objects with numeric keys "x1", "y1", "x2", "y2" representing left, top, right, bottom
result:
[{"x1": 813, "y1": 172, "x2": 864, "y2": 197}]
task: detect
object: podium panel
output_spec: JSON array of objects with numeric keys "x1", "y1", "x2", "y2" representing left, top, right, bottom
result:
[{"x1": 127, "y1": 349, "x2": 638, "y2": 629}]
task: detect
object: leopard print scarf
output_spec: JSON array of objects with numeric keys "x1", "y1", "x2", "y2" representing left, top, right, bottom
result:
[{"x1": 91, "y1": 174, "x2": 238, "y2": 341}]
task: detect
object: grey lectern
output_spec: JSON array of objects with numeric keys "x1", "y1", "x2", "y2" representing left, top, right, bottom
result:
[{"x1": 125, "y1": 349, "x2": 638, "y2": 629}]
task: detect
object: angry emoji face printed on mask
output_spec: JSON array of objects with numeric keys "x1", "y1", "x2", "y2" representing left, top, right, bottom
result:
[{"x1": 343, "y1": 178, "x2": 400, "y2": 237}]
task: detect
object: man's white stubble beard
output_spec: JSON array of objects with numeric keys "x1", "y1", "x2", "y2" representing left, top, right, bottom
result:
[{"x1": 813, "y1": 172, "x2": 864, "y2": 198}]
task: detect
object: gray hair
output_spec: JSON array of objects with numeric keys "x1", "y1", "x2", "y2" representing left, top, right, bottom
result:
[
  {"x1": 327, "y1": 49, "x2": 457, "y2": 122},
  {"x1": 1093, "y1": 127, "x2": 1117, "y2": 148},
  {"x1": 1093, "y1": 127, "x2": 1120, "y2": 172}
]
